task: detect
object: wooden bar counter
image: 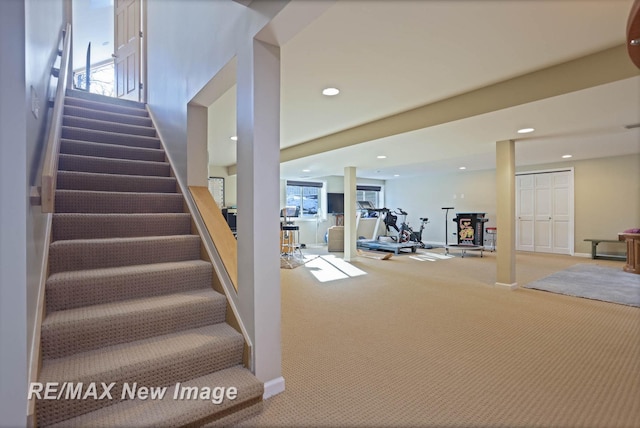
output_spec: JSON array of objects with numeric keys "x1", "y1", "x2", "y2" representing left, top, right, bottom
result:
[{"x1": 619, "y1": 232, "x2": 640, "y2": 274}]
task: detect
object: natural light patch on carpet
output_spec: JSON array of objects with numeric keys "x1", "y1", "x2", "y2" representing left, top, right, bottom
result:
[
  {"x1": 304, "y1": 255, "x2": 367, "y2": 283},
  {"x1": 411, "y1": 251, "x2": 455, "y2": 262}
]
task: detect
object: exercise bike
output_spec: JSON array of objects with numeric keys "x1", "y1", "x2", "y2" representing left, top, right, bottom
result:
[{"x1": 391, "y1": 208, "x2": 431, "y2": 248}]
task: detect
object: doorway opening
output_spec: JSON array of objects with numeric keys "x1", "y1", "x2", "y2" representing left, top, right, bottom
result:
[{"x1": 71, "y1": 0, "x2": 144, "y2": 102}]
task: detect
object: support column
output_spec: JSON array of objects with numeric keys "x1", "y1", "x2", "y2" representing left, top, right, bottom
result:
[
  {"x1": 236, "y1": 38, "x2": 283, "y2": 397},
  {"x1": 495, "y1": 140, "x2": 518, "y2": 289},
  {"x1": 186, "y1": 103, "x2": 208, "y2": 186},
  {"x1": 344, "y1": 167, "x2": 357, "y2": 261}
]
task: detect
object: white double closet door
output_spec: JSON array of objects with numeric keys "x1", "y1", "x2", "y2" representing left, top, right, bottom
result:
[{"x1": 516, "y1": 170, "x2": 574, "y2": 255}]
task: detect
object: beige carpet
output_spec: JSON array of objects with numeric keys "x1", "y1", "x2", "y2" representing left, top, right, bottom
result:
[{"x1": 239, "y1": 250, "x2": 640, "y2": 427}]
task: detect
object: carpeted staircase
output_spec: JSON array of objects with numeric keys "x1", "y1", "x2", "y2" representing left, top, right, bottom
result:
[{"x1": 35, "y1": 90, "x2": 263, "y2": 427}]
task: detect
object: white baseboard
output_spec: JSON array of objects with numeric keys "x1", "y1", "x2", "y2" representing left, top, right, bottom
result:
[
  {"x1": 573, "y1": 252, "x2": 591, "y2": 258},
  {"x1": 495, "y1": 282, "x2": 519, "y2": 290},
  {"x1": 263, "y1": 376, "x2": 285, "y2": 399}
]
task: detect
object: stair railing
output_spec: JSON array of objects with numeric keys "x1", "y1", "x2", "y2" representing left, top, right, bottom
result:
[{"x1": 40, "y1": 23, "x2": 71, "y2": 213}]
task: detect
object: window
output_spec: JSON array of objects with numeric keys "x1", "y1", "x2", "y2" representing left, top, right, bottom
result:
[
  {"x1": 286, "y1": 181, "x2": 323, "y2": 217},
  {"x1": 357, "y1": 185, "x2": 382, "y2": 208}
]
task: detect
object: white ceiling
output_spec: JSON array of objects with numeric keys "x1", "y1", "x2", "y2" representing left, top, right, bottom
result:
[{"x1": 209, "y1": 0, "x2": 640, "y2": 181}]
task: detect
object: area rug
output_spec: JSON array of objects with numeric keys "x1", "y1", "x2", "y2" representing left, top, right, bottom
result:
[{"x1": 524, "y1": 263, "x2": 640, "y2": 307}]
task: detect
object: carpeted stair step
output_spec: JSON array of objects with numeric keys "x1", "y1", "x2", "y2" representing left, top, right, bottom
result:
[
  {"x1": 41, "y1": 288, "x2": 228, "y2": 359},
  {"x1": 60, "y1": 139, "x2": 166, "y2": 162},
  {"x1": 57, "y1": 171, "x2": 177, "y2": 193},
  {"x1": 202, "y1": 395, "x2": 264, "y2": 428},
  {"x1": 64, "y1": 96, "x2": 149, "y2": 117},
  {"x1": 63, "y1": 115, "x2": 157, "y2": 137},
  {"x1": 52, "y1": 213, "x2": 192, "y2": 241},
  {"x1": 47, "y1": 365, "x2": 263, "y2": 428},
  {"x1": 66, "y1": 89, "x2": 147, "y2": 110},
  {"x1": 64, "y1": 105, "x2": 153, "y2": 127},
  {"x1": 58, "y1": 153, "x2": 170, "y2": 176},
  {"x1": 45, "y1": 260, "x2": 213, "y2": 312},
  {"x1": 62, "y1": 126, "x2": 161, "y2": 149},
  {"x1": 55, "y1": 190, "x2": 183, "y2": 214},
  {"x1": 37, "y1": 323, "x2": 245, "y2": 427},
  {"x1": 48, "y1": 235, "x2": 201, "y2": 274}
]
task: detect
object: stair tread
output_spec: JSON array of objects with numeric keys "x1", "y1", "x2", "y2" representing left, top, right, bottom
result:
[
  {"x1": 57, "y1": 170, "x2": 177, "y2": 193},
  {"x1": 62, "y1": 126, "x2": 161, "y2": 149},
  {"x1": 43, "y1": 288, "x2": 225, "y2": 328},
  {"x1": 41, "y1": 289, "x2": 227, "y2": 359},
  {"x1": 64, "y1": 115, "x2": 155, "y2": 132},
  {"x1": 66, "y1": 90, "x2": 147, "y2": 110},
  {"x1": 50, "y1": 234, "x2": 200, "y2": 248},
  {"x1": 60, "y1": 138, "x2": 165, "y2": 159},
  {"x1": 39, "y1": 323, "x2": 243, "y2": 381},
  {"x1": 62, "y1": 125, "x2": 159, "y2": 141},
  {"x1": 55, "y1": 189, "x2": 182, "y2": 198},
  {"x1": 57, "y1": 170, "x2": 176, "y2": 181},
  {"x1": 52, "y1": 212, "x2": 191, "y2": 220},
  {"x1": 48, "y1": 234, "x2": 201, "y2": 274},
  {"x1": 46, "y1": 260, "x2": 213, "y2": 312},
  {"x1": 64, "y1": 105, "x2": 153, "y2": 127},
  {"x1": 63, "y1": 116, "x2": 156, "y2": 138},
  {"x1": 59, "y1": 153, "x2": 168, "y2": 167},
  {"x1": 48, "y1": 365, "x2": 263, "y2": 428},
  {"x1": 47, "y1": 259, "x2": 211, "y2": 283}
]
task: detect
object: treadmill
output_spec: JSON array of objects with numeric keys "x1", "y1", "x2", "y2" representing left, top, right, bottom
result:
[{"x1": 356, "y1": 201, "x2": 419, "y2": 255}]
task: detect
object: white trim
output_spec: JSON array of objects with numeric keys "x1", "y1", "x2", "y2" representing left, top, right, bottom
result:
[
  {"x1": 495, "y1": 282, "x2": 519, "y2": 290},
  {"x1": 262, "y1": 376, "x2": 285, "y2": 399},
  {"x1": 27, "y1": 213, "x2": 52, "y2": 420},
  {"x1": 573, "y1": 252, "x2": 591, "y2": 258}
]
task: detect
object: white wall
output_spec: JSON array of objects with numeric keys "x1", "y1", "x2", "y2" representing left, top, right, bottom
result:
[
  {"x1": 0, "y1": 2, "x2": 28, "y2": 424},
  {"x1": 386, "y1": 169, "x2": 496, "y2": 246},
  {"x1": 0, "y1": 0, "x2": 64, "y2": 424},
  {"x1": 25, "y1": 0, "x2": 65, "y2": 359},
  {"x1": 146, "y1": 0, "x2": 287, "y2": 184},
  {"x1": 384, "y1": 154, "x2": 640, "y2": 252}
]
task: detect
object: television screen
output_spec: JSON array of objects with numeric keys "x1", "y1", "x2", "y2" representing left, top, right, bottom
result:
[{"x1": 327, "y1": 193, "x2": 344, "y2": 214}]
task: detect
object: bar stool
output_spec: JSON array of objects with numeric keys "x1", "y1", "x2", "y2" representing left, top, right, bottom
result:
[
  {"x1": 281, "y1": 224, "x2": 303, "y2": 259},
  {"x1": 485, "y1": 227, "x2": 497, "y2": 251}
]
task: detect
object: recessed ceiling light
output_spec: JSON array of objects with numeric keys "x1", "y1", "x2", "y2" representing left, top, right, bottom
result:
[
  {"x1": 230, "y1": 136, "x2": 238, "y2": 141},
  {"x1": 459, "y1": 166, "x2": 467, "y2": 170},
  {"x1": 517, "y1": 128, "x2": 535, "y2": 134},
  {"x1": 377, "y1": 155, "x2": 387, "y2": 159},
  {"x1": 322, "y1": 87, "x2": 340, "y2": 96},
  {"x1": 394, "y1": 174, "x2": 400, "y2": 177},
  {"x1": 562, "y1": 154, "x2": 572, "y2": 159},
  {"x1": 302, "y1": 169, "x2": 311, "y2": 172}
]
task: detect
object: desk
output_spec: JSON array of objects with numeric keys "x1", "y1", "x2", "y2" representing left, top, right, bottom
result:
[{"x1": 584, "y1": 239, "x2": 626, "y2": 261}]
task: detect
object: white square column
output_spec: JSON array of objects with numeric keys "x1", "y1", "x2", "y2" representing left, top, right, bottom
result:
[
  {"x1": 344, "y1": 166, "x2": 357, "y2": 261},
  {"x1": 495, "y1": 139, "x2": 518, "y2": 289},
  {"x1": 236, "y1": 38, "x2": 283, "y2": 393}
]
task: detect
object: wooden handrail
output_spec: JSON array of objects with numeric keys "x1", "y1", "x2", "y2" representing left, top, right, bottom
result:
[
  {"x1": 41, "y1": 23, "x2": 71, "y2": 213},
  {"x1": 190, "y1": 186, "x2": 239, "y2": 291}
]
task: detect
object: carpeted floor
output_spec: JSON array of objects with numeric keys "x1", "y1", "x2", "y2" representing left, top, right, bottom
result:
[
  {"x1": 239, "y1": 250, "x2": 640, "y2": 428},
  {"x1": 525, "y1": 263, "x2": 640, "y2": 307}
]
